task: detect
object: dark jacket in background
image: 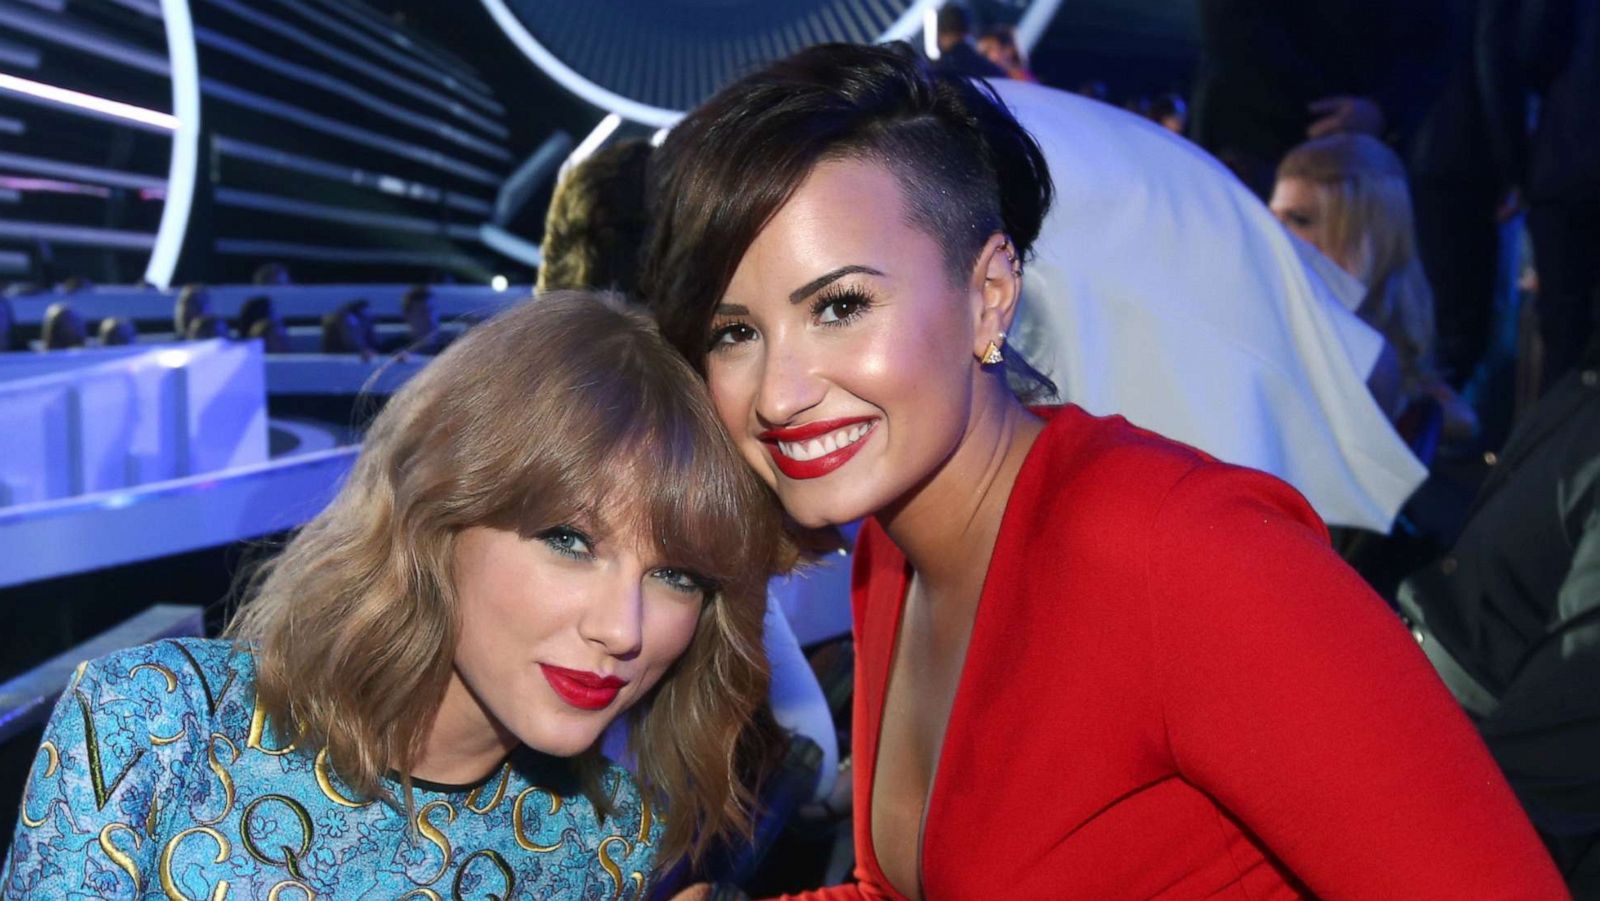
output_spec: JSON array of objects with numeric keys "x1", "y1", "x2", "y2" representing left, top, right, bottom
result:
[{"x1": 1399, "y1": 337, "x2": 1600, "y2": 889}]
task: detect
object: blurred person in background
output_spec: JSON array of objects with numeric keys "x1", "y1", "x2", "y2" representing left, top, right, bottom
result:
[
  {"x1": 246, "y1": 316, "x2": 290, "y2": 353},
  {"x1": 40, "y1": 303, "x2": 86, "y2": 350},
  {"x1": 976, "y1": 25, "x2": 1036, "y2": 82},
  {"x1": 96, "y1": 317, "x2": 136, "y2": 346},
  {"x1": 235, "y1": 294, "x2": 276, "y2": 337},
  {"x1": 321, "y1": 300, "x2": 375, "y2": 359},
  {"x1": 537, "y1": 141, "x2": 655, "y2": 299},
  {"x1": 1273, "y1": 134, "x2": 1479, "y2": 444},
  {"x1": 400, "y1": 285, "x2": 447, "y2": 354},
  {"x1": 1145, "y1": 92, "x2": 1188, "y2": 134},
  {"x1": 930, "y1": 3, "x2": 1005, "y2": 80},
  {"x1": 173, "y1": 283, "x2": 210, "y2": 338},
  {"x1": 252, "y1": 261, "x2": 291, "y2": 286}
]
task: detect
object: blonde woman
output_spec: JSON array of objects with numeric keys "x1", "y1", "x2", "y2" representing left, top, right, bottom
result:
[
  {"x1": 1271, "y1": 134, "x2": 1479, "y2": 441},
  {"x1": 1, "y1": 292, "x2": 782, "y2": 899}
]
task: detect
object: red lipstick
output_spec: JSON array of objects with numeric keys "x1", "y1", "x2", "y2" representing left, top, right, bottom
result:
[
  {"x1": 540, "y1": 664, "x2": 627, "y2": 711},
  {"x1": 758, "y1": 417, "x2": 877, "y2": 480}
]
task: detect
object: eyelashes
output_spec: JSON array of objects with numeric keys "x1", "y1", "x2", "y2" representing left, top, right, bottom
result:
[
  {"x1": 811, "y1": 284, "x2": 875, "y2": 325},
  {"x1": 706, "y1": 283, "x2": 877, "y2": 352}
]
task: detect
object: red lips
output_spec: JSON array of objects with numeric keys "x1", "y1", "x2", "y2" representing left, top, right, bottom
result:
[
  {"x1": 758, "y1": 416, "x2": 877, "y2": 480},
  {"x1": 540, "y1": 664, "x2": 627, "y2": 711}
]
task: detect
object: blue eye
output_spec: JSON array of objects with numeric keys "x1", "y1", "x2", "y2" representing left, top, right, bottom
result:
[
  {"x1": 653, "y1": 567, "x2": 714, "y2": 598},
  {"x1": 538, "y1": 526, "x2": 593, "y2": 559}
]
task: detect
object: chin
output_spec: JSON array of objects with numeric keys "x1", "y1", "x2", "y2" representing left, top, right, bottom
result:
[
  {"x1": 518, "y1": 717, "x2": 607, "y2": 759},
  {"x1": 523, "y1": 731, "x2": 601, "y2": 759},
  {"x1": 780, "y1": 487, "x2": 880, "y2": 529}
]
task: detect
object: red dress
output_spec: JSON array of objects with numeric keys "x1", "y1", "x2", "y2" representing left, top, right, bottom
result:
[{"x1": 777, "y1": 406, "x2": 1565, "y2": 899}]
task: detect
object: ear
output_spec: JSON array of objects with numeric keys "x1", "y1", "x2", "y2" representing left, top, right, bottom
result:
[{"x1": 968, "y1": 232, "x2": 1023, "y2": 360}]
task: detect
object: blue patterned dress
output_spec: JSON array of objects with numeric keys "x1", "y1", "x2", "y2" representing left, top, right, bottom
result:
[{"x1": 1, "y1": 638, "x2": 660, "y2": 899}]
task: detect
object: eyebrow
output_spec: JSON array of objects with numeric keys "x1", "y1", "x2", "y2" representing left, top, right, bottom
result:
[
  {"x1": 789, "y1": 265, "x2": 884, "y2": 304},
  {"x1": 712, "y1": 264, "x2": 886, "y2": 317}
]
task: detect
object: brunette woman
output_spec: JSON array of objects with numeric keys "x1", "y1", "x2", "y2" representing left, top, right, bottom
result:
[
  {"x1": 645, "y1": 43, "x2": 1565, "y2": 899},
  {"x1": 2, "y1": 292, "x2": 781, "y2": 899}
]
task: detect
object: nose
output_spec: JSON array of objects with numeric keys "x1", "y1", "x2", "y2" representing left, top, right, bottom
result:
[
  {"x1": 578, "y1": 573, "x2": 644, "y2": 659},
  {"x1": 754, "y1": 330, "x2": 826, "y2": 426}
]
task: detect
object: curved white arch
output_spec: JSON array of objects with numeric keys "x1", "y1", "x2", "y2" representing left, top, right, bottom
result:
[
  {"x1": 481, "y1": 0, "x2": 950, "y2": 126},
  {"x1": 478, "y1": 0, "x2": 684, "y2": 128},
  {"x1": 145, "y1": 0, "x2": 200, "y2": 288}
]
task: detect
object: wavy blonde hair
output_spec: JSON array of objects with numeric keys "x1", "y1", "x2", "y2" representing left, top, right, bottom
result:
[
  {"x1": 1278, "y1": 134, "x2": 1438, "y2": 393},
  {"x1": 227, "y1": 291, "x2": 782, "y2": 869}
]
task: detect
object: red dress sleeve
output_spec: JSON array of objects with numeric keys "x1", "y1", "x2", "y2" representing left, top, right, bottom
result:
[{"x1": 1148, "y1": 462, "x2": 1568, "y2": 899}]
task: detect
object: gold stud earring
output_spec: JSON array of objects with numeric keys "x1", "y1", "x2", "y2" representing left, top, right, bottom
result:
[{"x1": 980, "y1": 331, "x2": 1006, "y2": 365}]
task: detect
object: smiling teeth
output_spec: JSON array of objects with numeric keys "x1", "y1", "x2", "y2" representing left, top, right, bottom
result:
[{"x1": 780, "y1": 423, "x2": 871, "y2": 461}]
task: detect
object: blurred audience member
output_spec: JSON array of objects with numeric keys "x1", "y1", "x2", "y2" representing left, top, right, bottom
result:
[
  {"x1": 1406, "y1": 0, "x2": 1526, "y2": 388},
  {"x1": 1146, "y1": 93, "x2": 1189, "y2": 134},
  {"x1": 185, "y1": 315, "x2": 229, "y2": 341},
  {"x1": 246, "y1": 316, "x2": 290, "y2": 353},
  {"x1": 1273, "y1": 134, "x2": 1478, "y2": 443},
  {"x1": 1519, "y1": 0, "x2": 1600, "y2": 391},
  {"x1": 1397, "y1": 328, "x2": 1600, "y2": 894},
  {"x1": 174, "y1": 283, "x2": 210, "y2": 337},
  {"x1": 55, "y1": 276, "x2": 92, "y2": 294},
  {"x1": 322, "y1": 300, "x2": 375, "y2": 359},
  {"x1": 1076, "y1": 79, "x2": 1110, "y2": 102},
  {"x1": 41, "y1": 303, "x2": 86, "y2": 350},
  {"x1": 977, "y1": 25, "x2": 1037, "y2": 82},
  {"x1": 1190, "y1": 0, "x2": 1449, "y2": 197},
  {"x1": 931, "y1": 3, "x2": 1006, "y2": 79},
  {"x1": 538, "y1": 140, "x2": 655, "y2": 298},
  {"x1": 400, "y1": 285, "x2": 449, "y2": 355},
  {"x1": 236, "y1": 295, "x2": 276, "y2": 337},
  {"x1": 97, "y1": 317, "x2": 136, "y2": 346},
  {"x1": 252, "y1": 261, "x2": 291, "y2": 286}
]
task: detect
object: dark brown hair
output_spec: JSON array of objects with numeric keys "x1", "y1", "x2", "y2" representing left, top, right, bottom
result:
[
  {"x1": 642, "y1": 41, "x2": 1053, "y2": 375},
  {"x1": 229, "y1": 291, "x2": 783, "y2": 870}
]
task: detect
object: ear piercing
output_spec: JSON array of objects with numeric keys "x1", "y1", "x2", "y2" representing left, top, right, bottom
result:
[{"x1": 1000, "y1": 241, "x2": 1022, "y2": 278}]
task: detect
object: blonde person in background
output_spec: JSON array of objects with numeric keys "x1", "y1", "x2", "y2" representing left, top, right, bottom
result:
[
  {"x1": 1273, "y1": 133, "x2": 1480, "y2": 443},
  {"x1": 1, "y1": 292, "x2": 782, "y2": 899}
]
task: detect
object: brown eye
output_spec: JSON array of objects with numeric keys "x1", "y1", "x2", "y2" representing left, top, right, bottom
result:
[{"x1": 708, "y1": 321, "x2": 757, "y2": 351}]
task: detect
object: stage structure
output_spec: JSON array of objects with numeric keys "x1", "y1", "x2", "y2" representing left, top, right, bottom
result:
[{"x1": 0, "y1": 0, "x2": 514, "y2": 286}]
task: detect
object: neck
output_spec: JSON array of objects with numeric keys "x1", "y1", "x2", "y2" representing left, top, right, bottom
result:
[
  {"x1": 411, "y1": 670, "x2": 518, "y2": 786},
  {"x1": 876, "y1": 377, "x2": 1042, "y2": 596}
]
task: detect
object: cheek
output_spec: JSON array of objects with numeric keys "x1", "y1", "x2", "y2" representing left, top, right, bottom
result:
[
  {"x1": 636, "y1": 604, "x2": 702, "y2": 687},
  {"x1": 709, "y1": 367, "x2": 775, "y2": 479}
]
